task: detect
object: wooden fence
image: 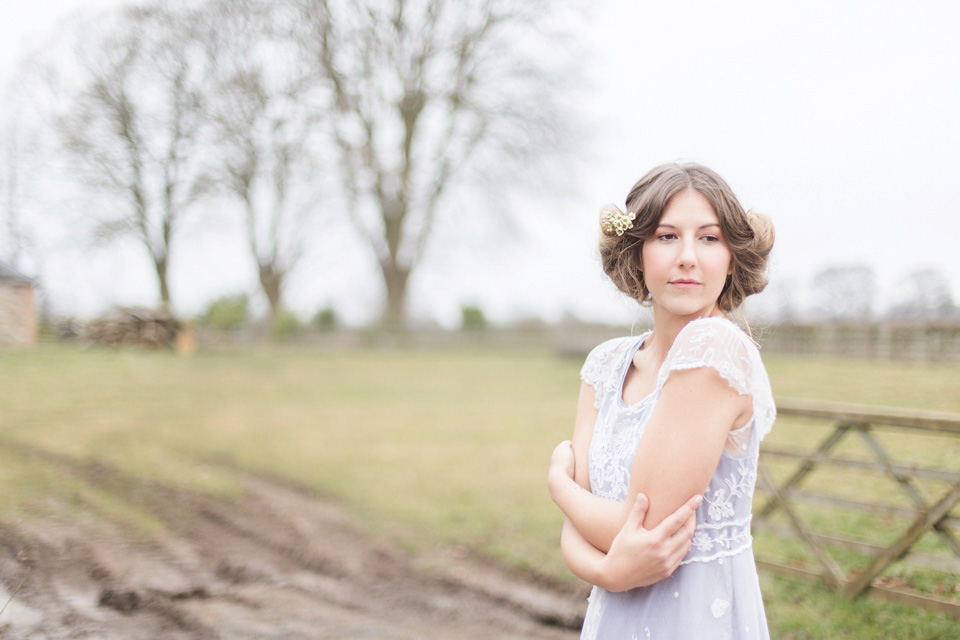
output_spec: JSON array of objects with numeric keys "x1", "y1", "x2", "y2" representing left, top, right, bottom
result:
[
  {"x1": 554, "y1": 322, "x2": 960, "y2": 363},
  {"x1": 756, "y1": 399, "x2": 960, "y2": 617},
  {"x1": 758, "y1": 323, "x2": 960, "y2": 361}
]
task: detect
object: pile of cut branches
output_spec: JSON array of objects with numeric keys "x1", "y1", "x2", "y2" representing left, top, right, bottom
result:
[{"x1": 84, "y1": 307, "x2": 181, "y2": 348}]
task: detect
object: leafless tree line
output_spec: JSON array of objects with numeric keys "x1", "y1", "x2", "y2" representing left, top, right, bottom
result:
[
  {"x1": 755, "y1": 264, "x2": 957, "y2": 323},
  {"x1": 1, "y1": 0, "x2": 576, "y2": 327},
  {"x1": 5, "y1": 1, "x2": 952, "y2": 329}
]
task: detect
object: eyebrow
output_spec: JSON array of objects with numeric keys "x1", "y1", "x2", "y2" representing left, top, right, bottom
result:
[{"x1": 656, "y1": 223, "x2": 721, "y2": 230}]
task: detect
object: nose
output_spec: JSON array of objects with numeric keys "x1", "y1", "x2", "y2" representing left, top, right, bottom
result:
[{"x1": 677, "y1": 237, "x2": 697, "y2": 267}]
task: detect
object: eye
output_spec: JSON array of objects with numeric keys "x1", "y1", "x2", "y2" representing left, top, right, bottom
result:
[
  {"x1": 701, "y1": 234, "x2": 722, "y2": 243},
  {"x1": 656, "y1": 232, "x2": 677, "y2": 242}
]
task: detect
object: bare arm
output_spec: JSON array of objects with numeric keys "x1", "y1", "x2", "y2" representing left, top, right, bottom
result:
[
  {"x1": 559, "y1": 492, "x2": 701, "y2": 591},
  {"x1": 551, "y1": 369, "x2": 750, "y2": 550},
  {"x1": 548, "y1": 382, "x2": 627, "y2": 552},
  {"x1": 629, "y1": 367, "x2": 751, "y2": 529},
  {"x1": 550, "y1": 379, "x2": 701, "y2": 589}
]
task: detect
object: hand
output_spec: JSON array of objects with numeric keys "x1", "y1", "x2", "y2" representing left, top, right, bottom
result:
[
  {"x1": 599, "y1": 493, "x2": 701, "y2": 592},
  {"x1": 548, "y1": 440, "x2": 577, "y2": 505},
  {"x1": 550, "y1": 440, "x2": 576, "y2": 479}
]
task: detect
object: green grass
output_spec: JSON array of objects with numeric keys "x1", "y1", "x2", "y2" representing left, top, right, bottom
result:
[{"x1": 1, "y1": 343, "x2": 959, "y2": 637}]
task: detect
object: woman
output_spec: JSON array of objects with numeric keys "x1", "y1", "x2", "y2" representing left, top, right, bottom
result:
[{"x1": 548, "y1": 163, "x2": 776, "y2": 638}]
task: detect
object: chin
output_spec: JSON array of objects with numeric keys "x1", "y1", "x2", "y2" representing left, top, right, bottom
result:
[{"x1": 652, "y1": 298, "x2": 721, "y2": 320}]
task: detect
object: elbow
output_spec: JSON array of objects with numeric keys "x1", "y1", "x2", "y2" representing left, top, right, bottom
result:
[
  {"x1": 559, "y1": 531, "x2": 585, "y2": 579},
  {"x1": 592, "y1": 533, "x2": 614, "y2": 555},
  {"x1": 560, "y1": 535, "x2": 619, "y2": 592},
  {"x1": 592, "y1": 555, "x2": 630, "y2": 592},
  {"x1": 547, "y1": 467, "x2": 563, "y2": 506},
  {"x1": 592, "y1": 555, "x2": 676, "y2": 593}
]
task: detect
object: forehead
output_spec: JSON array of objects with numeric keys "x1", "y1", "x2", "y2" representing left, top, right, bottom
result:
[{"x1": 658, "y1": 189, "x2": 719, "y2": 226}]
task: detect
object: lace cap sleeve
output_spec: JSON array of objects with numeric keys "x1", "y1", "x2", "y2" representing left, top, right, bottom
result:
[
  {"x1": 580, "y1": 337, "x2": 634, "y2": 409},
  {"x1": 657, "y1": 318, "x2": 777, "y2": 440}
]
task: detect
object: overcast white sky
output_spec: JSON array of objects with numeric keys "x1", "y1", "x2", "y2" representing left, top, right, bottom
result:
[{"x1": 3, "y1": 0, "x2": 959, "y2": 326}]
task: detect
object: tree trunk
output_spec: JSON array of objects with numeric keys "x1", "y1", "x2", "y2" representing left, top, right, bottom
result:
[
  {"x1": 381, "y1": 263, "x2": 410, "y2": 330},
  {"x1": 154, "y1": 256, "x2": 171, "y2": 310},
  {"x1": 259, "y1": 262, "x2": 284, "y2": 322}
]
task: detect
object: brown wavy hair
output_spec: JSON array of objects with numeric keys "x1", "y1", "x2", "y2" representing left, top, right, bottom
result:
[{"x1": 599, "y1": 163, "x2": 774, "y2": 312}]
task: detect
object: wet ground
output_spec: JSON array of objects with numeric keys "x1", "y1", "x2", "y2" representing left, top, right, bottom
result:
[{"x1": 0, "y1": 449, "x2": 585, "y2": 639}]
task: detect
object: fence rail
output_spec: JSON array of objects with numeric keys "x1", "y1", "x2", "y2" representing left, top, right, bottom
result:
[
  {"x1": 757, "y1": 399, "x2": 960, "y2": 618},
  {"x1": 759, "y1": 324, "x2": 960, "y2": 362}
]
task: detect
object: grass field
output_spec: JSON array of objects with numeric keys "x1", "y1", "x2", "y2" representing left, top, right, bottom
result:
[{"x1": 2, "y1": 342, "x2": 959, "y2": 638}]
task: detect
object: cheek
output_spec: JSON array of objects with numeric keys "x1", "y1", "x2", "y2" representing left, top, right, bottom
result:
[
  {"x1": 708, "y1": 248, "x2": 733, "y2": 275},
  {"x1": 640, "y1": 244, "x2": 668, "y2": 273}
]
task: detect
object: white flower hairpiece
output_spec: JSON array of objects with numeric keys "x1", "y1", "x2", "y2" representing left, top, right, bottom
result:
[{"x1": 599, "y1": 203, "x2": 636, "y2": 236}]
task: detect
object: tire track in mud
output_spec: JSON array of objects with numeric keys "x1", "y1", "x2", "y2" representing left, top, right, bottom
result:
[{"x1": 0, "y1": 437, "x2": 584, "y2": 639}]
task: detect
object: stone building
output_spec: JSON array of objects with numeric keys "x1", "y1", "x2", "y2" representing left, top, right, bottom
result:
[{"x1": 0, "y1": 261, "x2": 37, "y2": 347}]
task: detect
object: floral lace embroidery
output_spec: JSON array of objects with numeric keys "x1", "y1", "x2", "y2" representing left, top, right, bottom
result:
[
  {"x1": 589, "y1": 411, "x2": 649, "y2": 499},
  {"x1": 657, "y1": 325, "x2": 751, "y2": 397},
  {"x1": 580, "y1": 337, "x2": 639, "y2": 409},
  {"x1": 584, "y1": 318, "x2": 773, "y2": 569},
  {"x1": 657, "y1": 318, "x2": 777, "y2": 442},
  {"x1": 711, "y1": 598, "x2": 730, "y2": 618},
  {"x1": 687, "y1": 518, "x2": 752, "y2": 561},
  {"x1": 705, "y1": 459, "x2": 756, "y2": 522},
  {"x1": 676, "y1": 456, "x2": 757, "y2": 565},
  {"x1": 691, "y1": 531, "x2": 713, "y2": 552}
]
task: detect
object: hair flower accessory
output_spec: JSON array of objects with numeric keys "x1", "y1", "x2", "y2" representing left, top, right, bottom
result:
[{"x1": 600, "y1": 203, "x2": 636, "y2": 237}]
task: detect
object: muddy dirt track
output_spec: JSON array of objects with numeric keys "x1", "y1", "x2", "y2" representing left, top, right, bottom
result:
[{"x1": 0, "y1": 445, "x2": 585, "y2": 639}]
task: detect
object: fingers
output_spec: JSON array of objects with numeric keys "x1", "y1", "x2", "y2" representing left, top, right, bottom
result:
[
  {"x1": 549, "y1": 441, "x2": 571, "y2": 466},
  {"x1": 549, "y1": 440, "x2": 576, "y2": 477},
  {"x1": 668, "y1": 536, "x2": 694, "y2": 572},
  {"x1": 655, "y1": 495, "x2": 702, "y2": 540},
  {"x1": 658, "y1": 510, "x2": 697, "y2": 576},
  {"x1": 680, "y1": 507, "x2": 696, "y2": 539},
  {"x1": 624, "y1": 492, "x2": 649, "y2": 530},
  {"x1": 661, "y1": 497, "x2": 700, "y2": 574},
  {"x1": 551, "y1": 440, "x2": 574, "y2": 460}
]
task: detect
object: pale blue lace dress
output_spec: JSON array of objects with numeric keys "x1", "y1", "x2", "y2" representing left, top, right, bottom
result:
[{"x1": 578, "y1": 317, "x2": 775, "y2": 640}]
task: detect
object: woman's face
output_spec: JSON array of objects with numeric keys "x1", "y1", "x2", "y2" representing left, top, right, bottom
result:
[{"x1": 641, "y1": 188, "x2": 732, "y2": 319}]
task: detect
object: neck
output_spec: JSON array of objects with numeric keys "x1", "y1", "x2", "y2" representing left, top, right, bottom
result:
[{"x1": 644, "y1": 304, "x2": 725, "y2": 365}]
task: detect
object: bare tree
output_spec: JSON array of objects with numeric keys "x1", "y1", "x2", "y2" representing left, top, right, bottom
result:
[
  {"x1": 812, "y1": 264, "x2": 876, "y2": 322},
  {"x1": 0, "y1": 120, "x2": 26, "y2": 268},
  {"x1": 48, "y1": 5, "x2": 215, "y2": 310},
  {"x1": 296, "y1": 0, "x2": 575, "y2": 327},
  {"x1": 202, "y1": 0, "x2": 328, "y2": 322},
  {"x1": 0, "y1": 87, "x2": 44, "y2": 276},
  {"x1": 889, "y1": 268, "x2": 956, "y2": 320}
]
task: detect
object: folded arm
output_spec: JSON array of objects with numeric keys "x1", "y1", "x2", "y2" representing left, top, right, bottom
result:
[
  {"x1": 549, "y1": 377, "x2": 710, "y2": 591},
  {"x1": 551, "y1": 368, "x2": 750, "y2": 551},
  {"x1": 628, "y1": 366, "x2": 751, "y2": 528},
  {"x1": 559, "y1": 492, "x2": 701, "y2": 591},
  {"x1": 548, "y1": 382, "x2": 629, "y2": 552}
]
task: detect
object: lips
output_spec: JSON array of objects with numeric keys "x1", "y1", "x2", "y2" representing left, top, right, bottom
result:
[{"x1": 669, "y1": 279, "x2": 701, "y2": 288}]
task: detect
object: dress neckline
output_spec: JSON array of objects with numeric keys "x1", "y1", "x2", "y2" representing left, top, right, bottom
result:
[
  {"x1": 616, "y1": 332, "x2": 655, "y2": 409},
  {"x1": 614, "y1": 317, "x2": 741, "y2": 410}
]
